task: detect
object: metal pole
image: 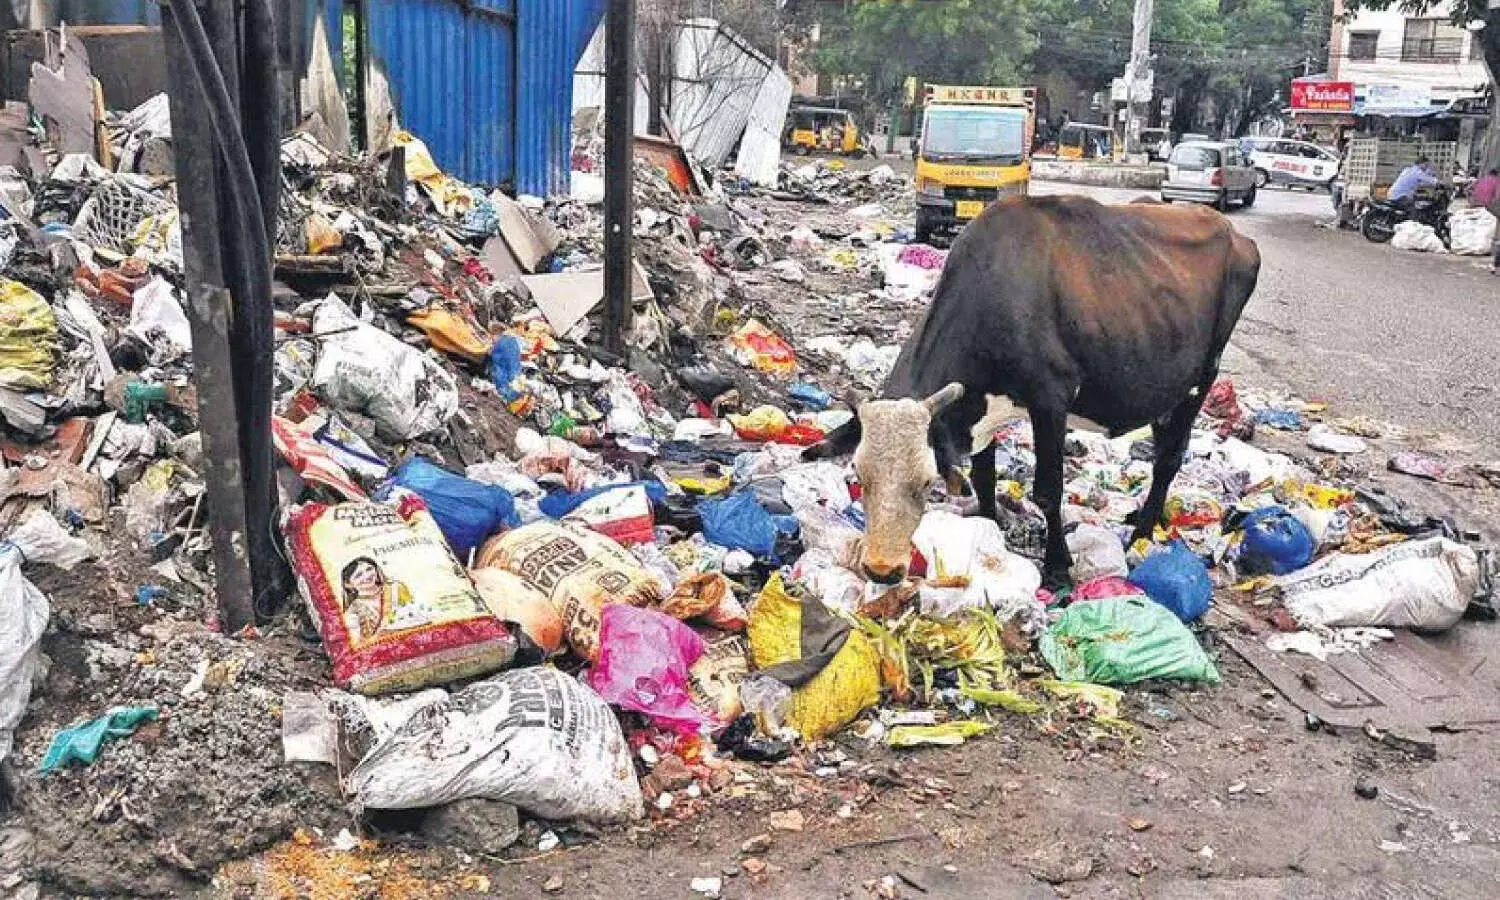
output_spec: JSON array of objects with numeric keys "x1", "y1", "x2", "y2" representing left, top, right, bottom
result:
[
  {"x1": 1124, "y1": 0, "x2": 1153, "y2": 156},
  {"x1": 160, "y1": 3, "x2": 258, "y2": 631},
  {"x1": 603, "y1": 0, "x2": 636, "y2": 355}
]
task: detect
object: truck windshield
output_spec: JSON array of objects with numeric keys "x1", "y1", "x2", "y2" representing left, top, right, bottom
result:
[{"x1": 922, "y1": 107, "x2": 1026, "y2": 163}]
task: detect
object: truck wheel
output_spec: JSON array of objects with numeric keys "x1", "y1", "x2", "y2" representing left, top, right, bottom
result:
[
  {"x1": 1241, "y1": 185, "x2": 1257, "y2": 208},
  {"x1": 1214, "y1": 191, "x2": 1230, "y2": 212},
  {"x1": 1255, "y1": 168, "x2": 1270, "y2": 188},
  {"x1": 915, "y1": 210, "x2": 934, "y2": 245}
]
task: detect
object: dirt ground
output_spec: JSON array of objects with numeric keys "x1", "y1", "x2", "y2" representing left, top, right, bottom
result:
[{"x1": 9, "y1": 187, "x2": 1500, "y2": 900}]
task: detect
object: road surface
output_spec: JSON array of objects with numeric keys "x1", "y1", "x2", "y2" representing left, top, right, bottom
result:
[{"x1": 1031, "y1": 181, "x2": 1500, "y2": 454}]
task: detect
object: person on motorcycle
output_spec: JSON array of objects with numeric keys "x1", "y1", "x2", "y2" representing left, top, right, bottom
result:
[{"x1": 1389, "y1": 157, "x2": 1439, "y2": 208}]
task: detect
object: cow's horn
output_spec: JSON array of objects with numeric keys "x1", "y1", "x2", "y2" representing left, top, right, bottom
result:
[{"x1": 924, "y1": 382, "x2": 965, "y2": 413}]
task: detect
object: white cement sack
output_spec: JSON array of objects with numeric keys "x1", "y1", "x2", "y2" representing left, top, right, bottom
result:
[
  {"x1": 0, "y1": 545, "x2": 47, "y2": 764},
  {"x1": 1448, "y1": 207, "x2": 1496, "y2": 256},
  {"x1": 346, "y1": 666, "x2": 644, "y2": 823},
  {"x1": 1278, "y1": 536, "x2": 1478, "y2": 633},
  {"x1": 1390, "y1": 221, "x2": 1446, "y2": 253}
]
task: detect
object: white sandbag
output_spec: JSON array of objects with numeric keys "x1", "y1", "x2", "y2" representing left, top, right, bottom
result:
[
  {"x1": 1448, "y1": 207, "x2": 1496, "y2": 256},
  {"x1": 310, "y1": 294, "x2": 458, "y2": 440},
  {"x1": 1278, "y1": 537, "x2": 1478, "y2": 633},
  {"x1": 8, "y1": 508, "x2": 91, "y2": 570},
  {"x1": 1390, "y1": 221, "x2": 1447, "y2": 253},
  {"x1": 0, "y1": 544, "x2": 47, "y2": 764},
  {"x1": 1067, "y1": 523, "x2": 1128, "y2": 583},
  {"x1": 347, "y1": 666, "x2": 643, "y2": 823},
  {"x1": 911, "y1": 510, "x2": 1043, "y2": 628}
]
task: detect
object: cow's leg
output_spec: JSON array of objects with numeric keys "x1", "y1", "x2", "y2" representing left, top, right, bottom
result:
[
  {"x1": 1130, "y1": 381, "x2": 1215, "y2": 545},
  {"x1": 1029, "y1": 404, "x2": 1073, "y2": 588},
  {"x1": 971, "y1": 443, "x2": 998, "y2": 520}
]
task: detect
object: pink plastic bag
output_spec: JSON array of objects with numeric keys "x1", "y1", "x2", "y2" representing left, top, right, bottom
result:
[
  {"x1": 586, "y1": 605, "x2": 715, "y2": 734},
  {"x1": 1072, "y1": 576, "x2": 1146, "y2": 602}
]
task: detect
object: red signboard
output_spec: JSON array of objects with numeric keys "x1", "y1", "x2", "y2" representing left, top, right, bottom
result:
[{"x1": 1291, "y1": 80, "x2": 1354, "y2": 112}]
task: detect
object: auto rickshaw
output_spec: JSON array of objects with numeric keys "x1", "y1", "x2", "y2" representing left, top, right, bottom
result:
[
  {"x1": 1057, "y1": 123, "x2": 1114, "y2": 160},
  {"x1": 783, "y1": 106, "x2": 869, "y2": 157}
]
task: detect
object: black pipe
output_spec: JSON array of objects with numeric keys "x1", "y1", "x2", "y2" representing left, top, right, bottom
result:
[{"x1": 603, "y1": 0, "x2": 636, "y2": 354}]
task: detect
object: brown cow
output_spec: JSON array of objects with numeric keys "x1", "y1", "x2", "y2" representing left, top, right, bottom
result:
[{"x1": 808, "y1": 195, "x2": 1261, "y2": 587}]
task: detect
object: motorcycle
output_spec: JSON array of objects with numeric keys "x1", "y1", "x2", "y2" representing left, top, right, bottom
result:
[{"x1": 1360, "y1": 184, "x2": 1452, "y2": 245}]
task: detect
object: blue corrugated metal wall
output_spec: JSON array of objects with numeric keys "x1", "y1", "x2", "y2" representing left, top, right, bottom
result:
[{"x1": 355, "y1": 0, "x2": 600, "y2": 194}]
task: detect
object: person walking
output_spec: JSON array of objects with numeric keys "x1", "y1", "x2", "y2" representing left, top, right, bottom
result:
[{"x1": 1472, "y1": 169, "x2": 1500, "y2": 273}]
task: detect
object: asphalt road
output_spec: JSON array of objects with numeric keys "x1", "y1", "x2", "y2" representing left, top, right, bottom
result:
[{"x1": 1032, "y1": 181, "x2": 1500, "y2": 453}]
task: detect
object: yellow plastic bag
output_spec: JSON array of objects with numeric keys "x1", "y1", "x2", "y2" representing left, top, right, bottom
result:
[
  {"x1": 393, "y1": 131, "x2": 471, "y2": 217},
  {"x1": 407, "y1": 306, "x2": 494, "y2": 363},
  {"x1": 305, "y1": 214, "x2": 343, "y2": 254},
  {"x1": 0, "y1": 280, "x2": 57, "y2": 390},
  {"x1": 748, "y1": 574, "x2": 880, "y2": 741}
]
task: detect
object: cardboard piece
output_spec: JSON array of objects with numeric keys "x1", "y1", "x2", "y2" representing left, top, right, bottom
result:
[
  {"x1": 28, "y1": 30, "x2": 98, "y2": 159},
  {"x1": 480, "y1": 235, "x2": 526, "y2": 283},
  {"x1": 521, "y1": 261, "x2": 653, "y2": 337},
  {"x1": 492, "y1": 192, "x2": 559, "y2": 274}
]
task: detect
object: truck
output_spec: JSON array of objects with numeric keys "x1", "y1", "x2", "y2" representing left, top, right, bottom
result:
[{"x1": 913, "y1": 84, "x2": 1036, "y2": 244}]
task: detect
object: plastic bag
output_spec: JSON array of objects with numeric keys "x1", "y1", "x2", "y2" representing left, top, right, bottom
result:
[
  {"x1": 586, "y1": 605, "x2": 714, "y2": 734},
  {"x1": 662, "y1": 572, "x2": 747, "y2": 631},
  {"x1": 726, "y1": 319, "x2": 797, "y2": 374},
  {"x1": 790, "y1": 548, "x2": 867, "y2": 614},
  {"x1": 477, "y1": 521, "x2": 661, "y2": 662},
  {"x1": 1128, "y1": 541, "x2": 1214, "y2": 622},
  {"x1": 384, "y1": 457, "x2": 519, "y2": 560},
  {"x1": 470, "y1": 567, "x2": 564, "y2": 656},
  {"x1": 795, "y1": 504, "x2": 863, "y2": 568},
  {"x1": 406, "y1": 306, "x2": 493, "y2": 363},
  {"x1": 128, "y1": 277, "x2": 192, "y2": 352},
  {"x1": 273, "y1": 416, "x2": 367, "y2": 501},
  {"x1": 1391, "y1": 221, "x2": 1446, "y2": 252},
  {"x1": 8, "y1": 508, "x2": 91, "y2": 570},
  {"x1": 284, "y1": 492, "x2": 517, "y2": 694},
  {"x1": 910, "y1": 510, "x2": 1043, "y2": 626},
  {"x1": 1236, "y1": 506, "x2": 1315, "y2": 576},
  {"x1": 347, "y1": 667, "x2": 644, "y2": 823},
  {"x1": 1448, "y1": 207, "x2": 1496, "y2": 255},
  {"x1": 1306, "y1": 424, "x2": 1367, "y2": 456},
  {"x1": 1071, "y1": 576, "x2": 1144, "y2": 602},
  {"x1": 39, "y1": 705, "x2": 159, "y2": 771},
  {"x1": 0, "y1": 279, "x2": 58, "y2": 390},
  {"x1": 747, "y1": 574, "x2": 880, "y2": 741},
  {"x1": 1040, "y1": 597, "x2": 1220, "y2": 684},
  {"x1": 781, "y1": 462, "x2": 853, "y2": 513},
  {"x1": 0, "y1": 543, "x2": 47, "y2": 764},
  {"x1": 700, "y1": 491, "x2": 784, "y2": 558},
  {"x1": 1277, "y1": 537, "x2": 1478, "y2": 632},
  {"x1": 488, "y1": 334, "x2": 526, "y2": 403},
  {"x1": 310, "y1": 294, "x2": 458, "y2": 440},
  {"x1": 1066, "y1": 524, "x2": 1127, "y2": 583}
]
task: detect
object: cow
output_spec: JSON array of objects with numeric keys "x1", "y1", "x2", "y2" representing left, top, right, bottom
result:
[{"x1": 807, "y1": 194, "x2": 1261, "y2": 588}]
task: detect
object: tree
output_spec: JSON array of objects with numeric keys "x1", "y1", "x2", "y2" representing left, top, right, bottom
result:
[
  {"x1": 1343, "y1": 0, "x2": 1500, "y2": 168},
  {"x1": 812, "y1": 0, "x2": 1039, "y2": 108}
]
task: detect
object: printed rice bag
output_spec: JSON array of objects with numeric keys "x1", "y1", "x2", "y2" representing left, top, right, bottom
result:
[
  {"x1": 285, "y1": 492, "x2": 516, "y2": 694},
  {"x1": 476, "y1": 521, "x2": 661, "y2": 662}
]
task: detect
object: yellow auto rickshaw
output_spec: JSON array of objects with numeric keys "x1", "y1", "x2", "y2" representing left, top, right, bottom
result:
[
  {"x1": 1057, "y1": 123, "x2": 1114, "y2": 160},
  {"x1": 783, "y1": 106, "x2": 868, "y2": 157}
]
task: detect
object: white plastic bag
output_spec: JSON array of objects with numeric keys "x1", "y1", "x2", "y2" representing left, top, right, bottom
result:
[
  {"x1": 790, "y1": 547, "x2": 866, "y2": 614},
  {"x1": 311, "y1": 294, "x2": 458, "y2": 440},
  {"x1": 1066, "y1": 523, "x2": 1128, "y2": 583},
  {"x1": 911, "y1": 510, "x2": 1043, "y2": 626},
  {"x1": 346, "y1": 667, "x2": 644, "y2": 823},
  {"x1": 0, "y1": 544, "x2": 48, "y2": 764},
  {"x1": 1390, "y1": 221, "x2": 1447, "y2": 253},
  {"x1": 1306, "y1": 424, "x2": 1367, "y2": 456},
  {"x1": 781, "y1": 462, "x2": 853, "y2": 513},
  {"x1": 1448, "y1": 207, "x2": 1496, "y2": 256},
  {"x1": 129, "y1": 277, "x2": 193, "y2": 352},
  {"x1": 1278, "y1": 537, "x2": 1478, "y2": 632},
  {"x1": 8, "y1": 509, "x2": 91, "y2": 570}
]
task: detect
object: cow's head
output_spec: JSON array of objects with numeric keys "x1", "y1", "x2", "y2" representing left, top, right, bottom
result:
[{"x1": 806, "y1": 383, "x2": 965, "y2": 583}]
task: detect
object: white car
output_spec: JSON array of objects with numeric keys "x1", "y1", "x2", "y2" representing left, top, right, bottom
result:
[
  {"x1": 1160, "y1": 142, "x2": 1258, "y2": 210},
  {"x1": 1238, "y1": 137, "x2": 1339, "y2": 191}
]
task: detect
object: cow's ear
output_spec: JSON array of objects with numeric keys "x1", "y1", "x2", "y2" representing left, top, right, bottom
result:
[{"x1": 804, "y1": 415, "x2": 862, "y2": 461}]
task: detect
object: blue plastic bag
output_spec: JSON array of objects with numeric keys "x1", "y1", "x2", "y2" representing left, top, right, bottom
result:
[
  {"x1": 538, "y1": 481, "x2": 668, "y2": 519},
  {"x1": 788, "y1": 382, "x2": 832, "y2": 410},
  {"x1": 488, "y1": 335, "x2": 525, "y2": 402},
  {"x1": 1127, "y1": 541, "x2": 1213, "y2": 622},
  {"x1": 383, "y1": 457, "x2": 520, "y2": 558},
  {"x1": 699, "y1": 491, "x2": 789, "y2": 558},
  {"x1": 1237, "y1": 505, "x2": 1316, "y2": 575}
]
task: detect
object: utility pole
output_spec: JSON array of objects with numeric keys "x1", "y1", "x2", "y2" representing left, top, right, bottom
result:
[
  {"x1": 1123, "y1": 0, "x2": 1153, "y2": 156},
  {"x1": 604, "y1": 0, "x2": 636, "y2": 355}
]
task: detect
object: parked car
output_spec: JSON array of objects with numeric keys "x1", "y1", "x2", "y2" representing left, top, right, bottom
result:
[
  {"x1": 1237, "y1": 136, "x2": 1338, "y2": 191},
  {"x1": 1160, "y1": 141, "x2": 1258, "y2": 210},
  {"x1": 1180, "y1": 132, "x2": 1211, "y2": 144}
]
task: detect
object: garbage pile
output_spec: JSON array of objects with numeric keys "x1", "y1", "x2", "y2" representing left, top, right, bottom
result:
[{"x1": 0, "y1": 87, "x2": 1494, "y2": 897}]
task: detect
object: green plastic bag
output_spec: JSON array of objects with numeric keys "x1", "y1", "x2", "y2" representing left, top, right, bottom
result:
[
  {"x1": 1040, "y1": 598, "x2": 1219, "y2": 685},
  {"x1": 39, "y1": 705, "x2": 159, "y2": 772}
]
